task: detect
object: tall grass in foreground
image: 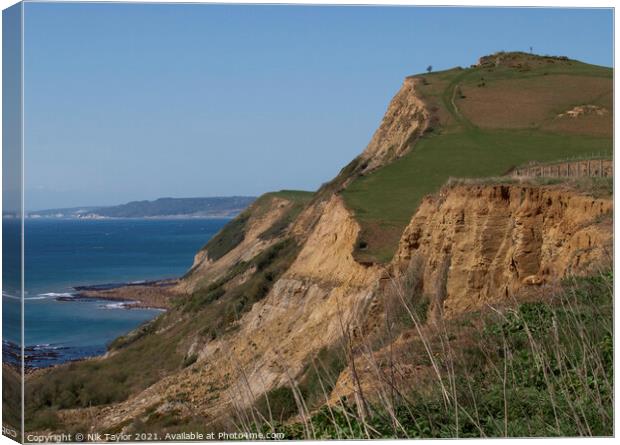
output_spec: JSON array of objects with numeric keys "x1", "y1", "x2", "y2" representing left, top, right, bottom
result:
[{"x1": 235, "y1": 271, "x2": 613, "y2": 438}]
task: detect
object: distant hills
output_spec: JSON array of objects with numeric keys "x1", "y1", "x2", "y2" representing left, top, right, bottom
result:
[{"x1": 28, "y1": 196, "x2": 256, "y2": 219}]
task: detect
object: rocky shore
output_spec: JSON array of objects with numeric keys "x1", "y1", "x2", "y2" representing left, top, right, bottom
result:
[
  {"x1": 69, "y1": 279, "x2": 180, "y2": 310},
  {"x1": 3, "y1": 279, "x2": 177, "y2": 370},
  {"x1": 2, "y1": 340, "x2": 104, "y2": 370}
]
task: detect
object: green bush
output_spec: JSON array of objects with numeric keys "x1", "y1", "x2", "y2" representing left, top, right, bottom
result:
[
  {"x1": 183, "y1": 286, "x2": 226, "y2": 313},
  {"x1": 255, "y1": 386, "x2": 299, "y2": 423},
  {"x1": 204, "y1": 212, "x2": 250, "y2": 261},
  {"x1": 182, "y1": 354, "x2": 198, "y2": 368}
]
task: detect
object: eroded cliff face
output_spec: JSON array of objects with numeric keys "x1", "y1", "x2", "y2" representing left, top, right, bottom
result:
[
  {"x1": 393, "y1": 183, "x2": 612, "y2": 318},
  {"x1": 357, "y1": 77, "x2": 430, "y2": 175},
  {"x1": 326, "y1": 182, "x2": 613, "y2": 404},
  {"x1": 84, "y1": 196, "x2": 382, "y2": 429},
  {"x1": 221, "y1": 196, "x2": 381, "y2": 406},
  {"x1": 179, "y1": 196, "x2": 294, "y2": 294}
]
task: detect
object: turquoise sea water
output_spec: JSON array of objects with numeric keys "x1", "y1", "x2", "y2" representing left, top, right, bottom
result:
[{"x1": 2, "y1": 218, "x2": 226, "y2": 366}]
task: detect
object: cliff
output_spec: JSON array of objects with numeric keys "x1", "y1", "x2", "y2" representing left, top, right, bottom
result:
[
  {"x1": 26, "y1": 53, "x2": 613, "y2": 437},
  {"x1": 357, "y1": 77, "x2": 430, "y2": 175},
  {"x1": 394, "y1": 181, "x2": 612, "y2": 317},
  {"x1": 54, "y1": 180, "x2": 611, "y2": 432},
  {"x1": 325, "y1": 179, "x2": 613, "y2": 405}
]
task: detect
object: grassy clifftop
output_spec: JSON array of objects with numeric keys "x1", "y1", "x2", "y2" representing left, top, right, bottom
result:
[{"x1": 342, "y1": 52, "x2": 612, "y2": 263}]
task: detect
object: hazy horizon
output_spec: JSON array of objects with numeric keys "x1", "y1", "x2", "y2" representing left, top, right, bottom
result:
[
  {"x1": 21, "y1": 3, "x2": 613, "y2": 210},
  {"x1": 27, "y1": 195, "x2": 260, "y2": 213}
]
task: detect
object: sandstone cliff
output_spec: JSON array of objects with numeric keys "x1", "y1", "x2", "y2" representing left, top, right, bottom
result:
[
  {"x1": 179, "y1": 194, "x2": 296, "y2": 294},
  {"x1": 81, "y1": 195, "x2": 382, "y2": 430},
  {"x1": 77, "y1": 178, "x2": 611, "y2": 432},
  {"x1": 357, "y1": 77, "x2": 430, "y2": 175},
  {"x1": 328, "y1": 180, "x2": 613, "y2": 404},
  {"x1": 393, "y1": 182, "x2": 612, "y2": 318}
]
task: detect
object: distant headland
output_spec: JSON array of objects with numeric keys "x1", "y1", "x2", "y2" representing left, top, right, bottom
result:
[{"x1": 26, "y1": 196, "x2": 256, "y2": 219}]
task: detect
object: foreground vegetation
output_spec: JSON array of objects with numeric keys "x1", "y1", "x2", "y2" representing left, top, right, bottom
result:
[
  {"x1": 244, "y1": 272, "x2": 613, "y2": 438},
  {"x1": 2, "y1": 364, "x2": 21, "y2": 439}
]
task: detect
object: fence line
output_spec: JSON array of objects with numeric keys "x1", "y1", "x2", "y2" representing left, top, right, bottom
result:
[{"x1": 511, "y1": 159, "x2": 613, "y2": 179}]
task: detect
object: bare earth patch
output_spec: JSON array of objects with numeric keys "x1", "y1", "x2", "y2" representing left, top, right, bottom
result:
[
  {"x1": 557, "y1": 104, "x2": 608, "y2": 118},
  {"x1": 457, "y1": 74, "x2": 611, "y2": 133}
]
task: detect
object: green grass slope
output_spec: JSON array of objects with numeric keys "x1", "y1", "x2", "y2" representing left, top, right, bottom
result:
[{"x1": 342, "y1": 52, "x2": 612, "y2": 263}]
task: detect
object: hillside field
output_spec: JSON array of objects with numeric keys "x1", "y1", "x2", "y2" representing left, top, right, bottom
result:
[{"x1": 342, "y1": 53, "x2": 612, "y2": 263}]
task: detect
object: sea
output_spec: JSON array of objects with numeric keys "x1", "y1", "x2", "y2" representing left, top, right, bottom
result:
[{"x1": 2, "y1": 217, "x2": 227, "y2": 367}]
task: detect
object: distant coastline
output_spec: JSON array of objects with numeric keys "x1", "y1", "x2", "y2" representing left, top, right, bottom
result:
[
  {"x1": 24, "y1": 214, "x2": 239, "y2": 220},
  {"x1": 25, "y1": 195, "x2": 256, "y2": 219}
]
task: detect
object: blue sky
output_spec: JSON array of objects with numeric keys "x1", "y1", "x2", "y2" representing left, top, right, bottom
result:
[{"x1": 22, "y1": 3, "x2": 613, "y2": 210}]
